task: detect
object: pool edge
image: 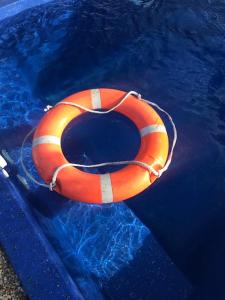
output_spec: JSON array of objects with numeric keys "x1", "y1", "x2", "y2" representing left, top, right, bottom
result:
[{"x1": 0, "y1": 173, "x2": 84, "y2": 300}]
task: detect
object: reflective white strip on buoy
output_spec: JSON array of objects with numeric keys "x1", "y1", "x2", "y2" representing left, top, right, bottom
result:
[
  {"x1": 91, "y1": 89, "x2": 101, "y2": 109},
  {"x1": 140, "y1": 124, "x2": 167, "y2": 137},
  {"x1": 100, "y1": 173, "x2": 113, "y2": 203},
  {"x1": 32, "y1": 135, "x2": 61, "y2": 148}
]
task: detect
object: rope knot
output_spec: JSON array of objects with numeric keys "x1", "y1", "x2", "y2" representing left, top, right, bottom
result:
[
  {"x1": 49, "y1": 181, "x2": 56, "y2": 191},
  {"x1": 156, "y1": 169, "x2": 163, "y2": 177}
]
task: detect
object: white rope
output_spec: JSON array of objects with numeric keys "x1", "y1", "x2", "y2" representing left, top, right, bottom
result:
[
  {"x1": 20, "y1": 127, "x2": 49, "y2": 188},
  {"x1": 55, "y1": 90, "x2": 141, "y2": 114},
  {"x1": 49, "y1": 160, "x2": 159, "y2": 191},
  {"x1": 20, "y1": 90, "x2": 177, "y2": 191},
  {"x1": 141, "y1": 98, "x2": 177, "y2": 177}
]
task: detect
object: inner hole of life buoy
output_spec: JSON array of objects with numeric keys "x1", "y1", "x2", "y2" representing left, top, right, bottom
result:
[{"x1": 61, "y1": 111, "x2": 141, "y2": 174}]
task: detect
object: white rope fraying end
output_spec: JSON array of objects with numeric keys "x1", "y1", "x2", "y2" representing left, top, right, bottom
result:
[{"x1": 44, "y1": 105, "x2": 53, "y2": 112}]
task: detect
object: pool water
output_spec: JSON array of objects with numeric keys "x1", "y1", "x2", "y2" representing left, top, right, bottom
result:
[{"x1": 0, "y1": 0, "x2": 225, "y2": 299}]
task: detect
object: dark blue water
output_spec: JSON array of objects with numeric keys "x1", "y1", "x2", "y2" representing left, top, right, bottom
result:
[{"x1": 1, "y1": 0, "x2": 225, "y2": 299}]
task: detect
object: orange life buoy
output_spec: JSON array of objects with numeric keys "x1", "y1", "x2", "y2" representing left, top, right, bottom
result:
[{"x1": 32, "y1": 88, "x2": 169, "y2": 203}]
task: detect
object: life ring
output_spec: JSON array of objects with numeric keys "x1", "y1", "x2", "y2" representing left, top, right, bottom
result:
[{"x1": 32, "y1": 88, "x2": 169, "y2": 203}]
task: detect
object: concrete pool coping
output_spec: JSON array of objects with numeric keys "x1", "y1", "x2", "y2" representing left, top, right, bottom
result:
[{"x1": 0, "y1": 247, "x2": 26, "y2": 299}]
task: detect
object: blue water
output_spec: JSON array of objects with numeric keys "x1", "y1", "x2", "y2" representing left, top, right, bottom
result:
[{"x1": 1, "y1": 0, "x2": 225, "y2": 299}]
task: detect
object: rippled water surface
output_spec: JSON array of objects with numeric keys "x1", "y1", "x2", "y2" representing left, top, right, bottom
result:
[{"x1": 1, "y1": 0, "x2": 225, "y2": 299}]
